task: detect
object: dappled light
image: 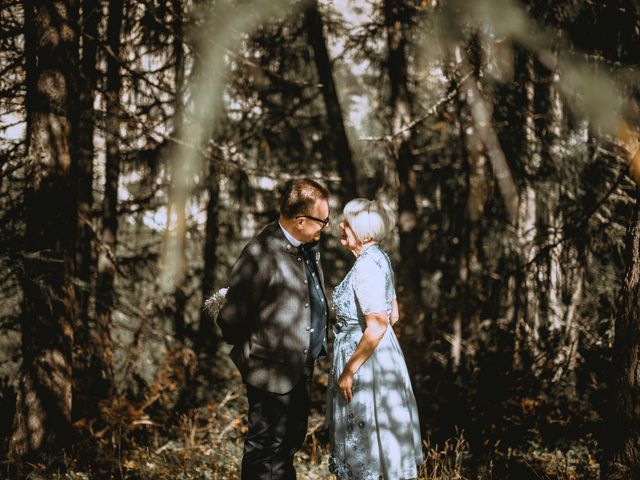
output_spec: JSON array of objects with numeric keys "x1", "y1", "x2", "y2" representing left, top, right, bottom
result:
[{"x1": 1, "y1": 0, "x2": 639, "y2": 478}]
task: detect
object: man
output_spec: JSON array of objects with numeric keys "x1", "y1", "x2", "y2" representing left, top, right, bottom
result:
[{"x1": 216, "y1": 178, "x2": 330, "y2": 479}]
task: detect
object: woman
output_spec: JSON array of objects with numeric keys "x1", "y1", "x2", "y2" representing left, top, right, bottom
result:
[{"x1": 327, "y1": 198, "x2": 423, "y2": 480}]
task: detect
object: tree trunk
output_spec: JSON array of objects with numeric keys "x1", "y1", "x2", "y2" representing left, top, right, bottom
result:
[
  {"x1": 539, "y1": 68, "x2": 582, "y2": 387},
  {"x1": 94, "y1": 0, "x2": 124, "y2": 401},
  {"x1": 602, "y1": 2, "x2": 640, "y2": 475},
  {"x1": 171, "y1": 202, "x2": 189, "y2": 343},
  {"x1": 384, "y1": 0, "x2": 424, "y2": 340},
  {"x1": 452, "y1": 82, "x2": 489, "y2": 370},
  {"x1": 604, "y1": 188, "x2": 640, "y2": 479},
  {"x1": 453, "y1": 44, "x2": 518, "y2": 223},
  {"x1": 515, "y1": 184, "x2": 540, "y2": 370},
  {"x1": 169, "y1": 0, "x2": 192, "y2": 345},
  {"x1": 519, "y1": 53, "x2": 541, "y2": 372},
  {"x1": 304, "y1": 0, "x2": 358, "y2": 201},
  {"x1": 76, "y1": 0, "x2": 99, "y2": 333},
  {"x1": 490, "y1": 48, "x2": 540, "y2": 371},
  {"x1": 73, "y1": 0, "x2": 100, "y2": 418},
  {"x1": 10, "y1": 0, "x2": 79, "y2": 458},
  {"x1": 198, "y1": 159, "x2": 221, "y2": 355}
]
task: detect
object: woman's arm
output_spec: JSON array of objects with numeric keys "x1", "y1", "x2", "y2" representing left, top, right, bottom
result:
[{"x1": 338, "y1": 312, "x2": 388, "y2": 403}]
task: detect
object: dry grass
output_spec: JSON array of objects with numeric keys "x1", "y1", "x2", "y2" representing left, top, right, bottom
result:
[{"x1": 3, "y1": 345, "x2": 601, "y2": 480}]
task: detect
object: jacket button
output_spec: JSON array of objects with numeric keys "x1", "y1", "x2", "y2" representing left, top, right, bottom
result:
[
  {"x1": 297, "y1": 257, "x2": 302, "y2": 261},
  {"x1": 304, "y1": 280, "x2": 308, "y2": 284},
  {"x1": 304, "y1": 303, "x2": 309, "y2": 308},
  {"x1": 305, "y1": 326, "x2": 311, "y2": 331},
  {"x1": 303, "y1": 348, "x2": 308, "y2": 354}
]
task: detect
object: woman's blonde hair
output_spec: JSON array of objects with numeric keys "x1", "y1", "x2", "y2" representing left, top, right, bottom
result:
[{"x1": 343, "y1": 198, "x2": 395, "y2": 243}]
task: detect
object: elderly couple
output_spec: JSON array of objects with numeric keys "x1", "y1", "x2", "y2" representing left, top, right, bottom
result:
[{"x1": 216, "y1": 178, "x2": 423, "y2": 480}]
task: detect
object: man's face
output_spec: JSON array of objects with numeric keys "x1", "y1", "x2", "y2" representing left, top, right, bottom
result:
[{"x1": 295, "y1": 197, "x2": 330, "y2": 243}]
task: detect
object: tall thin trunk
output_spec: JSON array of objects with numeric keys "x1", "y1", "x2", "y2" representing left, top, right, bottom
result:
[
  {"x1": 551, "y1": 262, "x2": 582, "y2": 385},
  {"x1": 73, "y1": 0, "x2": 100, "y2": 417},
  {"x1": 76, "y1": 0, "x2": 99, "y2": 332},
  {"x1": 465, "y1": 131, "x2": 487, "y2": 337},
  {"x1": 535, "y1": 63, "x2": 561, "y2": 335},
  {"x1": 10, "y1": 0, "x2": 79, "y2": 458},
  {"x1": 450, "y1": 93, "x2": 469, "y2": 370},
  {"x1": 485, "y1": 47, "x2": 539, "y2": 371},
  {"x1": 169, "y1": 0, "x2": 191, "y2": 344},
  {"x1": 542, "y1": 71, "x2": 582, "y2": 386},
  {"x1": 197, "y1": 159, "x2": 220, "y2": 354},
  {"x1": 94, "y1": 0, "x2": 124, "y2": 400},
  {"x1": 520, "y1": 53, "x2": 541, "y2": 372},
  {"x1": 604, "y1": 188, "x2": 640, "y2": 479},
  {"x1": 516, "y1": 185, "x2": 539, "y2": 370},
  {"x1": 384, "y1": 0, "x2": 424, "y2": 340},
  {"x1": 304, "y1": 0, "x2": 358, "y2": 201},
  {"x1": 453, "y1": 44, "x2": 518, "y2": 222},
  {"x1": 452, "y1": 82, "x2": 489, "y2": 370}
]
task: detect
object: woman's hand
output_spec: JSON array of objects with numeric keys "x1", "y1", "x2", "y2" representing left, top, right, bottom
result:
[
  {"x1": 338, "y1": 369, "x2": 354, "y2": 403},
  {"x1": 337, "y1": 313, "x2": 387, "y2": 404}
]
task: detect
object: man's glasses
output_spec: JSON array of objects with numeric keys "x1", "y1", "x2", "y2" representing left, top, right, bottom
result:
[{"x1": 296, "y1": 214, "x2": 330, "y2": 228}]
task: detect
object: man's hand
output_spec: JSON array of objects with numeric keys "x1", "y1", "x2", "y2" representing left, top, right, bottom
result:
[{"x1": 338, "y1": 369, "x2": 354, "y2": 403}]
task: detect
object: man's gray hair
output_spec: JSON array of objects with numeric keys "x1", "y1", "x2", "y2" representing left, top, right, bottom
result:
[{"x1": 280, "y1": 178, "x2": 329, "y2": 218}]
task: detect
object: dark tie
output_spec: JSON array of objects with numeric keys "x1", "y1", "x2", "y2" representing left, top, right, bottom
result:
[
  {"x1": 299, "y1": 244, "x2": 317, "y2": 275},
  {"x1": 301, "y1": 241, "x2": 319, "y2": 258},
  {"x1": 299, "y1": 244, "x2": 309, "y2": 264}
]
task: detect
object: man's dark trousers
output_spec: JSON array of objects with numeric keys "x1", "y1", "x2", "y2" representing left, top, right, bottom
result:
[{"x1": 241, "y1": 361, "x2": 314, "y2": 480}]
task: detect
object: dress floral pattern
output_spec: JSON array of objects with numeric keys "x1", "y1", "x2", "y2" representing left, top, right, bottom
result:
[{"x1": 327, "y1": 245, "x2": 423, "y2": 480}]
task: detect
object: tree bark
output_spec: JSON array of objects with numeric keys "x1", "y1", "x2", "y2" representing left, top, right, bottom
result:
[
  {"x1": 73, "y1": 0, "x2": 100, "y2": 418},
  {"x1": 604, "y1": 188, "x2": 640, "y2": 479},
  {"x1": 168, "y1": 0, "x2": 192, "y2": 345},
  {"x1": 601, "y1": 2, "x2": 640, "y2": 475},
  {"x1": 94, "y1": 0, "x2": 124, "y2": 401},
  {"x1": 384, "y1": 0, "x2": 424, "y2": 339},
  {"x1": 197, "y1": 158, "x2": 221, "y2": 355},
  {"x1": 451, "y1": 81, "x2": 489, "y2": 370},
  {"x1": 538, "y1": 67, "x2": 582, "y2": 387},
  {"x1": 10, "y1": 0, "x2": 79, "y2": 458},
  {"x1": 76, "y1": 0, "x2": 99, "y2": 331},
  {"x1": 518, "y1": 52, "x2": 541, "y2": 372},
  {"x1": 304, "y1": 0, "x2": 358, "y2": 201}
]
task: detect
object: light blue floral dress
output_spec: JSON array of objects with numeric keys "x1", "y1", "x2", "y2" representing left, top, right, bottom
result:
[{"x1": 327, "y1": 245, "x2": 423, "y2": 480}]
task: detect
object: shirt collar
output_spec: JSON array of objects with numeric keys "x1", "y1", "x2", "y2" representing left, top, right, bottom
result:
[{"x1": 278, "y1": 221, "x2": 303, "y2": 247}]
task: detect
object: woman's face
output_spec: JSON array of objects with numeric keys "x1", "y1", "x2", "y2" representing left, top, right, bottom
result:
[{"x1": 339, "y1": 220, "x2": 360, "y2": 254}]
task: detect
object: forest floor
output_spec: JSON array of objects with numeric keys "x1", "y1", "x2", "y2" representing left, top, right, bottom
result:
[
  {"x1": 3, "y1": 342, "x2": 605, "y2": 480},
  {"x1": 123, "y1": 345, "x2": 336, "y2": 480}
]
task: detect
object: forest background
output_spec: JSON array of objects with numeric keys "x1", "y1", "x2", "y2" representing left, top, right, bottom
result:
[{"x1": 1, "y1": 0, "x2": 640, "y2": 478}]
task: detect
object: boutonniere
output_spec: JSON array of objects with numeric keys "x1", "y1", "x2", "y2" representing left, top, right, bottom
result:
[{"x1": 203, "y1": 287, "x2": 228, "y2": 317}]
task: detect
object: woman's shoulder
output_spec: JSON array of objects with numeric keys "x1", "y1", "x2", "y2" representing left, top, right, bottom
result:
[{"x1": 355, "y1": 245, "x2": 391, "y2": 273}]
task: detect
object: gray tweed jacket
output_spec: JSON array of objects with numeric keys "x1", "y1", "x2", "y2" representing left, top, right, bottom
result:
[{"x1": 216, "y1": 220, "x2": 328, "y2": 394}]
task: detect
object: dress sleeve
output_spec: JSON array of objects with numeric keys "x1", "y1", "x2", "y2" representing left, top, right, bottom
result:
[{"x1": 352, "y1": 256, "x2": 388, "y2": 315}]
